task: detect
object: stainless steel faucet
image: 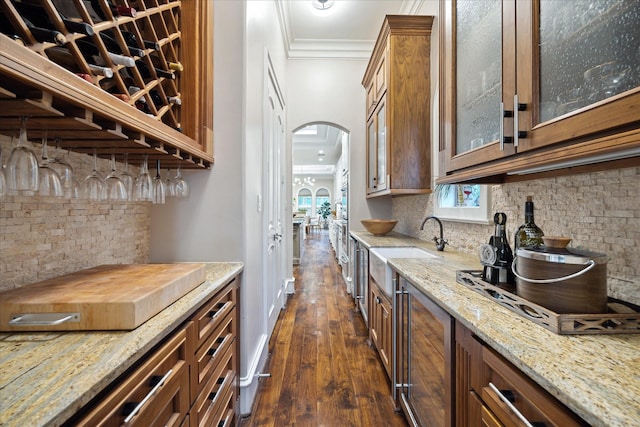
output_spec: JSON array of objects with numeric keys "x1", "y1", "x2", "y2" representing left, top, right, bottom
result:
[{"x1": 420, "y1": 215, "x2": 448, "y2": 251}]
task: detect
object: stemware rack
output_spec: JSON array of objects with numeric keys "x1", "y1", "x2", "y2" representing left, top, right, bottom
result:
[{"x1": 0, "y1": 0, "x2": 213, "y2": 169}]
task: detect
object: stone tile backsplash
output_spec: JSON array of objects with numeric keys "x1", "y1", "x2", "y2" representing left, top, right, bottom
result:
[
  {"x1": 0, "y1": 137, "x2": 149, "y2": 291},
  {"x1": 392, "y1": 166, "x2": 640, "y2": 305}
]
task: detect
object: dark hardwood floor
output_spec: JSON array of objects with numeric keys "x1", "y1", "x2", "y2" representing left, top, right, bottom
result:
[{"x1": 240, "y1": 228, "x2": 408, "y2": 427}]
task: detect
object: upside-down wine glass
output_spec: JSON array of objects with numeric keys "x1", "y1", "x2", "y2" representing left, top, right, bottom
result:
[
  {"x1": 164, "y1": 168, "x2": 175, "y2": 197},
  {"x1": 0, "y1": 146, "x2": 6, "y2": 200},
  {"x1": 37, "y1": 132, "x2": 64, "y2": 197},
  {"x1": 152, "y1": 159, "x2": 165, "y2": 204},
  {"x1": 118, "y1": 153, "x2": 135, "y2": 200},
  {"x1": 81, "y1": 148, "x2": 104, "y2": 201},
  {"x1": 173, "y1": 166, "x2": 189, "y2": 198},
  {"x1": 49, "y1": 140, "x2": 75, "y2": 198},
  {"x1": 134, "y1": 155, "x2": 152, "y2": 201},
  {"x1": 103, "y1": 152, "x2": 128, "y2": 201},
  {"x1": 6, "y1": 117, "x2": 39, "y2": 194}
]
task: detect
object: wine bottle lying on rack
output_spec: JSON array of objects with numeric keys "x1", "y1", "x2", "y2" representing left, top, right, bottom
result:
[
  {"x1": 117, "y1": 29, "x2": 160, "y2": 51},
  {"x1": 90, "y1": 0, "x2": 137, "y2": 20},
  {"x1": 0, "y1": 11, "x2": 65, "y2": 46},
  {"x1": 149, "y1": 54, "x2": 184, "y2": 73},
  {"x1": 12, "y1": 1, "x2": 94, "y2": 37},
  {"x1": 149, "y1": 90, "x2": 182, "y2": 107},
  {"x1": 77, "y1": 39, "x2": 135, "y2": 67},
  {"x1": 99, "y1": 32, "x2": 145, "y2": 58},
  {"x1": 133, "y1": 60, "x2": 176, "y2": 80},
  {"x1": 50, "y1": 0, "x2": 135, "y2": 24},
  {"x1": 45, "y1": 46, "x2": 113, "y2": 78}
]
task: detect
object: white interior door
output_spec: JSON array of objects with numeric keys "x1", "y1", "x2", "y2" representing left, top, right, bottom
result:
[{"x1": 263, "y1": 53, "x2": 286, "y2": 337}]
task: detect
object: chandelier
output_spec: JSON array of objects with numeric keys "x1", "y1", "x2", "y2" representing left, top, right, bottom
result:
[{"x1": 294, "y1": 176, "x2": 316, "y2": 186}]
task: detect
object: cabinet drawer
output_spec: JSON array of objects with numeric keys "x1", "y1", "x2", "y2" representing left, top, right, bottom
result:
[
  {"x1": 192, "y1": 279, "x2": 237, "y2": 348},
  {"x1": 190, "y1": 343, "x2": 236, "y2": 427},
  {"x1": 481, "y1": 346, "x2": 586, "y2": 427},
  {"x1": 191, "y1": 308, "x2": 235, "y2": 400},
  {"x1": 74, "y1": 325, "x2": 192, "y2": 427}
]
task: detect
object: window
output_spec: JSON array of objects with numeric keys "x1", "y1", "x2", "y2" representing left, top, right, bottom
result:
[
  {"x1": 434, "y1": 184, "x2": 491, "y2": 224},
  {"x1": 315, "y1": 188, "x2": 330, "y2": 212},
  {"x1": 297, "y1": 188, "x2": 312, "y2": 213}
]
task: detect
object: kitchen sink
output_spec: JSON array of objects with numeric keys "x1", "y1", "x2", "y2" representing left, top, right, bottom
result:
[{"x1": 369, "y1": 247, "x2": 440, "y2": 297}]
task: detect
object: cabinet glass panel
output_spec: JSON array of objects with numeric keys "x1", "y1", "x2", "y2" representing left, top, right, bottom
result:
[
  {"x1": 368, "y1": 120, "x2": 376, "y2": 190},
  {"x1": 539, "y1": 0, "x2": 640, "y2": 122},
  {"x1": 376, "y1": 104, "x2": 386, "y2": 189},
  {"x1": 455, "y1": 0, "x2": 502, "y2": 154}
]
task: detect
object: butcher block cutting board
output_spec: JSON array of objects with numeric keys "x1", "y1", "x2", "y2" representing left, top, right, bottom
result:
[{"x1": 0, "y1": 263, "x2": 206, "y2": 332}]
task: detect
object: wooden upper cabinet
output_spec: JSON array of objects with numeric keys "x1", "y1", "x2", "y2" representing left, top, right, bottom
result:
[
  {"x1": 362, "y1": 15, "x2": 434, "y2": 197},
  {"x1": 0, "y1": 0, "x2": 213, "y2": 169},
  {"x1": 438, "y1": 0, "x2": 640, "y2": 184}
]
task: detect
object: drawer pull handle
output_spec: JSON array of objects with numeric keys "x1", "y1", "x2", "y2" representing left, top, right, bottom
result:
[
  {"x1": 122, "y1": 369, "x2": 173, "y2": 423},
  {"x1": 488, "y1": 382, "x2": 534, "y2": 427},
  {"x1": 208, "y1": 337, "x2": 227, "y2": 356},
  {"x1": 209, "y1": 302, "x2": 228, "y2": 318}
]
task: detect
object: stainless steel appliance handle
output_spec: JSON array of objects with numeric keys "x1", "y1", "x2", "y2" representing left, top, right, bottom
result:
[
  {"x1": 123, "y1": 368, "x2": 173, "y2": 423},
  {"x1": 488, "y1": 382, "x2": 534, "y2": 427},
  {"x1": 512, "y1": 257, "x2": 595, "y2": 284}
]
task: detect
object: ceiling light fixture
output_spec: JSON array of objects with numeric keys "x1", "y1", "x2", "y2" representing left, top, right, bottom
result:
[{"x1": 312, "y1": 0, "x2": 334, "y2": 11}]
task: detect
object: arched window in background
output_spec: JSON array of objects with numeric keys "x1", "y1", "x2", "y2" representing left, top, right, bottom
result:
[
  {"x1": 297, "y1": 188, "x2": 312, "y2": 214},
  {"x1": 315, "y1": 188, "x2": 330, "y2": 213}
]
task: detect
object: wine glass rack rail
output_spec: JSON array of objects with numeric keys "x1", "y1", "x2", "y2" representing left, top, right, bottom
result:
[{"x1": 0, "y1": 0, "x2": 213, "y2": 170}]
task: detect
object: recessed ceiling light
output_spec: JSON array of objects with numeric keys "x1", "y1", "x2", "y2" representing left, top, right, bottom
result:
[{"x1": 312, "y1": 0, "x2": 334, "y2": 11}]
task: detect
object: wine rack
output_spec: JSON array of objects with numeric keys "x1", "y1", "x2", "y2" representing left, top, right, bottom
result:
[{"x1": 0, "y1": 0, "x2": 213, "y2": 169}]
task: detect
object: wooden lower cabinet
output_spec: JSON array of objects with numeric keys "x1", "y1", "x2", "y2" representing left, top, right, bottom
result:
[
  {"x1": 369, "y1": 279, "x2": 393, "y2": 379},
  {"x1": 69, "y1": 277, "x2": 239, "y2": 427},
  {"x1": 455, "y1": 321, "x2": 587, "y2": 427}
]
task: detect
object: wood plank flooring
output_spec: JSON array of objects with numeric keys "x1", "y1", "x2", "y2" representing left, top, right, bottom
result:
[{"x1": 240, "y1": 229, "x2": 408, "y2": 427}]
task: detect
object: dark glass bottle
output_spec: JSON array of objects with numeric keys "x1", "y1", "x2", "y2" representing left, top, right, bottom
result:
[
  {"x1": 90, "y1": 0, "x2": 137, "y2": 20},
  {"x1": 0, "y1": 11, "x2": 65, "y2": 46},
  {"x1": 99, "y1": 32, "x2": 145, "y2": 58},
  {"x1": 514, "y1": 196, "x2": 544, "y2": 250},
  {"x1": 12, "y1": 1, "x2": 94, "y2": 37},
  {"x1": 481, "y1": 212, "x2": 515, "y2": 289}
]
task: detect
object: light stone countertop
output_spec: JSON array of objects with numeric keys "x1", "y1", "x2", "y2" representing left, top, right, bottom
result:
[
  {"x1": 351, "y1": 230, "x2": 640, "y2": 427},
  {"x1": 0, "y1": 262, "x2": 243, "y2": 427}
]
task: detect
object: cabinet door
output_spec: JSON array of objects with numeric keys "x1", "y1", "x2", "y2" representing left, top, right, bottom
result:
[
  {"x1": 367, "y1": 100, "x2": 388, "y2": 194},
  {"x1": 440, "y1": 0, "x2": 516, "y2": 173},
  {"x1": 516, "y1": 0, "x2": 640, "y2": 153}
]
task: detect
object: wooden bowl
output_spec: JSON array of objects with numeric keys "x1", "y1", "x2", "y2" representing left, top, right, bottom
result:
[
  {"x1": 361, "y1": 219, "x2": 398, "y2": 236},
  {"x1": 542, "y1": 236, "x2": 572, "y2": 249}
]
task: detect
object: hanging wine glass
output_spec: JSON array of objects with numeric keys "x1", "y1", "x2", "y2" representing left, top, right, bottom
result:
[
  {"x1": 6, "y1": 117, "x2": 39, "y2": 194},
  {"x1": 152, "y1": 159, "x2": 165, "y2": 204},
  {"x1": 0, "y1": 146, "x2": 6, "y2": 200},
  {"x1": 164, "y1": 168, "x2": 175, "y2": 197},
  {"x1": 134, "y1": 154, "x2": 152, "y2": 201},
  {"x1": 173, "y1": 166, "x2": 189, "y2": 198},
  {"x1": 81, "y1": 148, "x2": 104, "y2": 201},
  {"x1": 103, "y1": 152, "x2": 128, "y2": 201},
  {"x1": 118, "y1": 153, "x2": 135, "y2": 200},
  {"x1": 49, "y1": 140, "x2": 75, "y2": 198},
  {"x1": 37, "y1": 132, "x2": 64, "y2": 197}
]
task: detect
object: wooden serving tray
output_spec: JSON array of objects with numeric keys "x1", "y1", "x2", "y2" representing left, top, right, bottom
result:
[
  {"x1": 456, "y1": 270, "x2": 640, "y2": 335},
  {"x1": 0, "y1": 263, "x2": 206, "y2": 332}
]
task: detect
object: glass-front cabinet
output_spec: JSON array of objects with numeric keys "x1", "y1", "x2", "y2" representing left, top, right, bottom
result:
[
  {"x1": 367, "y1": 101, "x2": 388, "y2": 194},
  {"x1": 439, "y1": 0, "x2": 640, "y2": 182}
]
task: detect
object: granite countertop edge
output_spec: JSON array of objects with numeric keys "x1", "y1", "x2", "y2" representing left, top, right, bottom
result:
[
  {"x1": 350, "y1": 230, "x2": 640, "y2": 427},
  {"x1": 0, "y1": 262, "x2": 244, "y2": 427}
]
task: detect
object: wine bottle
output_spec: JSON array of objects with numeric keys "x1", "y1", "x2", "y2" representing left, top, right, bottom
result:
[
  {"x1": 90, "y1": 0, "x2": 137, "y2": 21},
  {"x1": 134, "y1": 60, "x2": 175, "y2": 80},
  {"x1": 77, "y1": 39, "x2": 135, "y2": 67},
  {"x1": 45, "y1": 46, "x2": 113, "y2": 77},
  {"x1": 12, "y1": 1, "x2": 94, "y2": 37},
  {"x1": 514, "y1": 196, "x2": 544, "y2": 250},
  {"x1": 115, "y1": 29, "x2": 160, "y2": 51},
  {"x1": 99, "y1": 32, "x2": 145, "y2": 58},
  {"x1": 0, "y1": 10, "x2": 66, "y2": 46},
  {"x1": 481, "y1": 212, "x2": 515, "y2": 288},
  {"x1": 149, "y1": 53, "x2": 183, "y2": 73}
]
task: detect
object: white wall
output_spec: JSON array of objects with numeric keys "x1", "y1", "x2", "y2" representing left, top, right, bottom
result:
[
  {"x1": 150, "y1": 0, "x2": 288, "y2": 416},
  {"x1": 285, "y1": 58, "x2": 392, "y2": 237}
]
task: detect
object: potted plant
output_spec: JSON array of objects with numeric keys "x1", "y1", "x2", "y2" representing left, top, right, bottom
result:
[{"x1": 318, "y1": 201, "x2": 332, "y2": 228}]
